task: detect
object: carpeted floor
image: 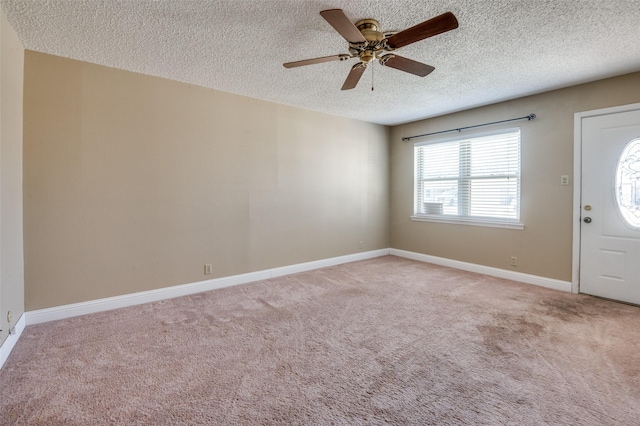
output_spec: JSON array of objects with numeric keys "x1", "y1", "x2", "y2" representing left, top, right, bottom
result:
[{"x1": 1, "y1": 255, "x2": 639, "y2": 425}]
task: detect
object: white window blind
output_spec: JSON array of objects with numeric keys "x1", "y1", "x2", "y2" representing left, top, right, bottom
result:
[{"x1": 414, "y1": 128, "x2": 521, "y2": 226}]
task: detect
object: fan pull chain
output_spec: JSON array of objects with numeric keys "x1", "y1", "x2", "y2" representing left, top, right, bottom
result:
[{"x1": 371, "y1": 61, "x2": 374, "y2": 91}]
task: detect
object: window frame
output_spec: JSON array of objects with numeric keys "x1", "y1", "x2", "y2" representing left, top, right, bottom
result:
[{"x1": 411, "y1": 127, "x2": 524, "y2": 230}]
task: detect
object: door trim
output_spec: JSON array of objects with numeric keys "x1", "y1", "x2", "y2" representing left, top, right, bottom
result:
[{"x1": 572, "y1": 102, "x2": 640, "y2": 294}]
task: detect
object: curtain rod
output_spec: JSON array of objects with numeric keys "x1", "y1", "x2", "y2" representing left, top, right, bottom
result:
[{"x1": 402, "y1": 113, "x2": 536, "y2": 141}]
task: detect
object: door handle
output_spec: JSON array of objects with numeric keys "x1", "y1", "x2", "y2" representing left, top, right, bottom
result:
[{"x1": 583, "y1": 217, "x2": 592, "y2": 223}]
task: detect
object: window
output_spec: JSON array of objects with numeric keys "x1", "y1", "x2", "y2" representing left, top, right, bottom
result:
[
  {"x1": 615, "y1": 137, "x2": 640, "y2": 229},
  {"x1": 413, "y1": 128, "x2": 522, "y2": 229}
]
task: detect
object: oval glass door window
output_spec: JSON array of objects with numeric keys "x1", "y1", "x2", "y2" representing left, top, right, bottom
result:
[{"x1": 615, "y1": 138, "x2": 640, "y2": 229}]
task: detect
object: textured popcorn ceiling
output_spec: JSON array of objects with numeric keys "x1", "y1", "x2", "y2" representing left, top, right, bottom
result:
[{"x1": 2, "y1": 0, "x2": 640, "y2": 125}]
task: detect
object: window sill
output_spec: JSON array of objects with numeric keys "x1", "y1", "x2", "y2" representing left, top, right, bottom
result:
[{"x1": 411, "y1": 215, "x2": 524, "y2": 230}]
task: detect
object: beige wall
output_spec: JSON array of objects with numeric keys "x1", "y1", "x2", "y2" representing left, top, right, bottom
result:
[
  {"x1": 0, "y1": 10, "x2": 25, "y2": 343},
  {"x1": 17, "y1": 47, "x2": 640, "y2": 312},
  {"x1": 390, "y1": 72, "x2": 640, "y2": 281},
  {"x1": 23, "y1": 51, "x2": 389, "y2": 310}
]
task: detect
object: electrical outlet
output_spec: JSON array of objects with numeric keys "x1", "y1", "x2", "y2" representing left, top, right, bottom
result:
[
  {"x1": 204, "y1": 264, "x2": 213, "y2": 275},
  {"x1": 561, "y1": 175, "x2": 569, "y2": 186},
  {"x1": 7, "y1": 310, "x2": 12, "y2": 324},
  {"x1": 359, "y1": 241, "x2": 363, "y2": 249},
  {"x1": 510, "y1": 256, "x2": 518, "y2": 267}
]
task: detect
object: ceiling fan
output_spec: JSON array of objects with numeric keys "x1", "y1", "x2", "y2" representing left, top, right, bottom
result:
[{"x1": 283, "y1": 9, "x2": 459, "y2": 90}]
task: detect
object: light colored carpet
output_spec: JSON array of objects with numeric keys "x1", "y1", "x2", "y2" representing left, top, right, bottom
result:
[{"x1": 1, "y1": 255, "x2": 639, "y2": 425}]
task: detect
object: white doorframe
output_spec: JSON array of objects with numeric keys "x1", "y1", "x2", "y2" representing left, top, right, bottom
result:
[{"x1": 572, "y1": 102, "x2": 640, "y2": 294}]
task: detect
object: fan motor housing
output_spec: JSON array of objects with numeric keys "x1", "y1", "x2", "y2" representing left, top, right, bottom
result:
[{"x1": 355, "y1": 19, "x2": 384, "y2": 42}]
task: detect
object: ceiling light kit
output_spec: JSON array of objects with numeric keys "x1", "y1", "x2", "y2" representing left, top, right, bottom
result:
[{"x1": 284, "y1": 9, "x2": 458, "y2": 90}]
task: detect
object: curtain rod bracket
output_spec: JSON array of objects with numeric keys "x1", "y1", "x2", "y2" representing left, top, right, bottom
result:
[{"x1": 402, "y1": 113, "x2": 536, "y2": 141}]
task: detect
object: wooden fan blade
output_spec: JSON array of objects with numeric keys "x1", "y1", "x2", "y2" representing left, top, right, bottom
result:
[
  {"x1": 386, "y1": 12, "x2": 458, "y2": 49},
  {"x1": 283, "y1": 54, "x2": 349, "y2": 68},
  {"x1": 341, "y1": 63, "x2": 367, "y2": 90},
  {"x1": 379, "y1": 54, "x2": 435, "y2": 77},
  {"x1": 320, "y1": 9, "x2": 367, "y2": 43}
]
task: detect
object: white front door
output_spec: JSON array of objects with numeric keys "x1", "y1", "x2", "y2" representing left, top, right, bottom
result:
[{"x1": 579, "y1": 106, "x2": 640, "y2": 304}]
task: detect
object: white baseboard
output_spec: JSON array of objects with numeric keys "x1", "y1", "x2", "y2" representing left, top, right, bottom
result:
[
  {"x1": 25, "y1": 249, "x2": 391, "y2": 326},
  {"x1": 390, "y1": 248, "x2": 572, "y2": 292},
  {"x1": 5, "y1": 247, "x2": 569, "y2": 370},
  {"x1": 0, "y1": 313, "x2": 26, "y2": 370}
]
